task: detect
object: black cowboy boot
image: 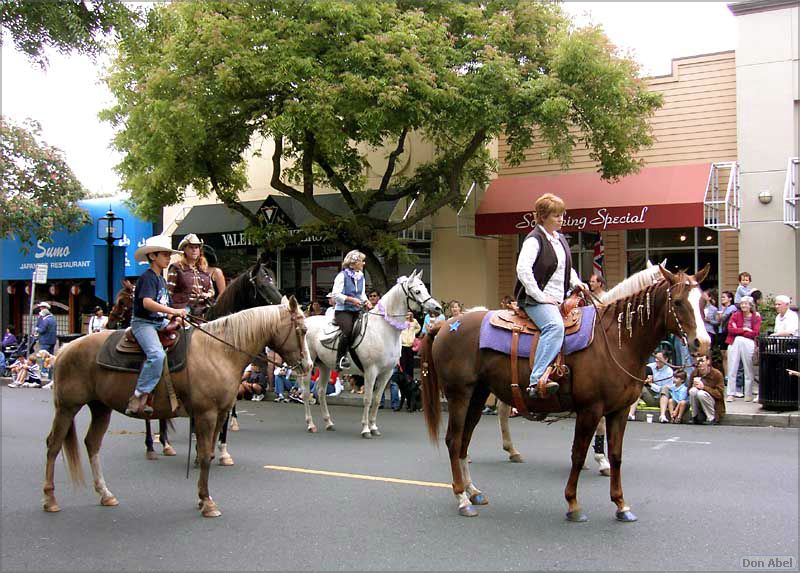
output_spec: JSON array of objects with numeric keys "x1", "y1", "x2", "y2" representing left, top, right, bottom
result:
[{"x1": 336, "y1": 334, "x2": 351, "y2": 371}]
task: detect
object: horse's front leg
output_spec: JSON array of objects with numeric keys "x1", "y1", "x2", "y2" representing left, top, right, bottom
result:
[
  {"x1": 496, "y1": 401, "x2": 523, "y2": 462},
  {"x1": 299, "y1": 375, "x2": 318, "y2": 433},
  {"x1": 605, "y1": 409, "x2": 637, "y2": 522},
  {"x1": 195, "y1": 411, "x2": 222, "y2": 518},
  {"x1": 565, "y1": 408, "x2": 603, "y2": 522},
  {"x1": 366, "y1": 370, "x2": 393, "y2": 437}
]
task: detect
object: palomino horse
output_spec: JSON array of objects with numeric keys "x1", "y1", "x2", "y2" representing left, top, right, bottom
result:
[
  {"x1": 144, "y1": 258, "x2": 282, "y2": 462},
  {"x1": 421, "y1": 264, "x2": 710, "y2": 519},
  {"x1": 42, "y1": 300, "x2": 310, "y2": 518},
  {"x1": 301, "y1": 270, "x2": 442, "y2": 437}
]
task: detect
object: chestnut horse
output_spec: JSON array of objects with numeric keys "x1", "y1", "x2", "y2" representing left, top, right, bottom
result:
[
  {"x1": 42, "y1": 300, "x2": 309, "y2": 518},
  {"x1": 421, "y1": 264, "x2": 710, "y2": 520}
]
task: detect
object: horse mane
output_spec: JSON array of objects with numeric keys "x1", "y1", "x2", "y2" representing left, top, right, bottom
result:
[
  {"x1": 600, "y1": 265, "x2": 664, "y2": 306},
  {"x1": 201, "y1": 306, "x2": 283, "y2": 351},
  {"x1": 208, "y1": 271, "x2": 251, "y2": 319}
]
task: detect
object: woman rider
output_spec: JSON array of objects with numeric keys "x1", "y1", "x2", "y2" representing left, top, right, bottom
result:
[
  {"x1": 125, "y1": 235, "x2": 188, "y2": 416},
  {"x1": 515, "y1": 193, "x2": 585, "y2": 399},
  {"x1": 331, "y1": 250, "x2": 373, "y2": 371},
  {"x1": 167, "y1": 233, "x2": 225, "y2": 318}
]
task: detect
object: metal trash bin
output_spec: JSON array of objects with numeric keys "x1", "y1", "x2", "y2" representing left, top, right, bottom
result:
[{"x1": 757, "y1": 336, "x2": 799, "y2": 411}]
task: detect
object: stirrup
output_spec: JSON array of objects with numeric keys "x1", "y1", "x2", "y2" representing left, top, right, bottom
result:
[
  {"x1": 337, "y1": 356, "x2": 351, "y2": 370},
  {"x1": 527, "y1": 381, "x2": 559, "y2": 399}
]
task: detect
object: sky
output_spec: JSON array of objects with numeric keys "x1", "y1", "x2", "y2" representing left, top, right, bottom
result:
[{"x1": 0, "y1": 2, "x2": 739, "y2": 197}]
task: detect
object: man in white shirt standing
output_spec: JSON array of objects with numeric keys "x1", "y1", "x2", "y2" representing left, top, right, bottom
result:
[
  {"x1": 772, "y1": 295, "x2": 799, "y2": 337},
  {"x1": 88, "y1": 306, "x2": 109, "y2": 333}
]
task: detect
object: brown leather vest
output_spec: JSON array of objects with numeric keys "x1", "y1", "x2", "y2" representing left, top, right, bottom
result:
[
  {"x1": 514, "y1": 225, "x2": 572, "y2": 306},
  {"x1": 168, "y1": 263, "x2": 214, "y2": 313}
]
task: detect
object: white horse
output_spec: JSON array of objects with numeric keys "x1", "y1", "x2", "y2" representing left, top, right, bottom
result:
[{"x1": 301, "y1": 270, "x2": 442, "y2": 438}]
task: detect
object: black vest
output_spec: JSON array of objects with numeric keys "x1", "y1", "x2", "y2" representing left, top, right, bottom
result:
[{"x1": 514, "y1": 225, "x2": 572, "y2": 306}]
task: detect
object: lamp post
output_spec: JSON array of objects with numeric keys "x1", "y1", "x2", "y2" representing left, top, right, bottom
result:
[{"x1": 96, "y1": 209, "x2": 124, "y2": 310}]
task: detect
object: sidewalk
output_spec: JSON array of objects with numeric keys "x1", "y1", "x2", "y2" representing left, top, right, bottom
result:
[{"x1": 4, "y1": 376, "x2": 797, "y2": 429}]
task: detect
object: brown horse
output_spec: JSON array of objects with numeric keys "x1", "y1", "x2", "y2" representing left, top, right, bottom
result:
[
  {"x1": 108, "y1": 278, "x2": 135, "y2": 329},
  {"x1": 421, "y1": 264, "x2": 710, "y2": 520},
  {"x1": 42, "y1": 299, "x2": 309, "y2": 518}
]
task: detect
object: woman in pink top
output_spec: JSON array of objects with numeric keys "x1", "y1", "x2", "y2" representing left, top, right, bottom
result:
[{"x1": 724, "y1": 296, "x2": 762, "y2": 402}]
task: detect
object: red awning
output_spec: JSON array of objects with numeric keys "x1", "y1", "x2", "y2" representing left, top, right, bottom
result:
[{"x1": 475, "y1": 163, "x2": 712, "y2": 235}]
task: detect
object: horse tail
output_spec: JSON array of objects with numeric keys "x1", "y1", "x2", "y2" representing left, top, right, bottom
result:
[
  {"x1": 421, "y1": 322, "x2": 444, "y2": 444},
  {"x1": 62, "y1": 419, "x2": 86, "y2": 487}
]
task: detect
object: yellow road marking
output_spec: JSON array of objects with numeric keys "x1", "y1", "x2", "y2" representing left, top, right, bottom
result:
[{"x1": 263, "y1": 465, "x2": 451, "y2": 489}]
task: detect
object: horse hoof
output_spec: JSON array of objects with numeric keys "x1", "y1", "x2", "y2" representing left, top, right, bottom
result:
[
  {"x1": 146, "y1": 451, "x2": 158, "y2": 461},
  {"x1": 509, "y1": 454, "x2": 524, "y2": 463},
  {"x1": 370, "y1": 428, "x2": 381, "y2": 437},
  {"x1": 566, "y1": 510, "x2": 589, "y2": 522},
  {"x1": 101, "y1": 495, "x2": 119, "y2": 507},
  {"x1": 307, "y1": 426, "x2": 318, "y2": 433},
  {"x1": 219, "y1": 455, "x2": 235, "y2": 466},
  {"x1": 600, "y1": 469, "x2": 611, "y2": 477},
  {"x1": 616, "y1": 510, "x2": 637, "y2": 522},
  {"x1": 326, "y1": 425, "x2": 335, "y2": 432},
  {"x1": 230, "y1": 419, "x2": 240, "y2": 432},
  {"x1": 163, "y1": 445, "x2": 177, "y2": 456},
  {"x1": 469, "y1": 493, "x2": 488, "y2": 506},
  {"x1": 361, "y1": 431, "x2": 372, "y2": 439},
  {"x1": 203, "y1": 508, "x2": 222, "y2": 518},
  {"x1": 43, "y1": 503, "x2": 61, "y2": 513},
  {"x1": 201, "y1": 501, "x2": 221, "y2": 517},
  {"x1": 458, "y1": 504, "x2": 478, "y2": 517}
]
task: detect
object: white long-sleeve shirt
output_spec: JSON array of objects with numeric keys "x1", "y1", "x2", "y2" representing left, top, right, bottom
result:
[
  {"x1": 516, "y1": 229, "x2": 581, "y2": 304},
  {"x1": 331, "y1": 271, "x2": 367, "y2": 307}
]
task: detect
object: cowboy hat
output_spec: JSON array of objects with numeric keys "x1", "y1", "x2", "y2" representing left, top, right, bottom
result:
[
  {"x1": 134, "y1": 235, "x2": 181, "y2": 263},
  {"x1": 36, "y1": 301, "x2": 51, "y2": 309},
  {"x1": 178, "y1": 233, "x2": 204, "y2": 251}
]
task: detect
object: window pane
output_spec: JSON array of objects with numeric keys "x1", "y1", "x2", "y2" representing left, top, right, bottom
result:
[
  {"x1": 648, "y1": 249, "x2": 694, "y2": 274},
  {"x1": 649, "y1": 227, "x2": 695, "y2": 248},
  {"x1": 697, "y1": 251, "x2": 719, "y2": 290},
  {"x1": 563, "y1": 232, "x2": 579, "y2": 250},
  {"x1": 627, "y1": 229, "x2": 645, "y2": 249},
  {"x1": 698, "y1": 228, "x2": 718, "y2": 246},
  {"x1": 582, "y1": 232, "x2": 600, "y2": 251},
  {"x1": 627, "y1": 251, "x2": 647, "y2": 275}
]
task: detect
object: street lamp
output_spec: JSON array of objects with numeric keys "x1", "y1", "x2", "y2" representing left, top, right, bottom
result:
[{"x1": 96, "y1": 208, "x2": 124, "y2": 310}]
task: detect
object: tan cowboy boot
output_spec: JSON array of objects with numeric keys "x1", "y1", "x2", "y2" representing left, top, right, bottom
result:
[
  {"x1": 125, "y1": 394, "x2": 142, "y2": 416},
  {"x1": 527, "y1": 367, "x2": 559, "y2": 399}
]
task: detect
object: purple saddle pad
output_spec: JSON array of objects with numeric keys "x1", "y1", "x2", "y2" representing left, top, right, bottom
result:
[{"x1": 479, "y1": 306, "x2": 596, "y2": 358}]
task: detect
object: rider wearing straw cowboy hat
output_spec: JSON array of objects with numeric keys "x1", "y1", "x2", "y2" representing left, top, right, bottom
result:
[
  {"x1": 331, "y1": 250, "x2": 373, "y2": 371},
  {"x1": 168, "y1": 233, "x2": 225, "y2": 318},
  {"x1": 125, "y1": 235, "x2": 188, "y2": 416},
  {"x1": 515, "y1": 193, "x2": 587, "y2": 399}
]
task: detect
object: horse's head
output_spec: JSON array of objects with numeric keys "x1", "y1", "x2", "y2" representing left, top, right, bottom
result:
[
  {"x1": 275, "y1": 295, "x2": 311, "y2": 375},
  {"x1": 250, "y1": 261, "x2": 282, "y2": 305},
  {"x1": 659, "y1": 263, "x2": 711, "y2": 356},
  {"x1": 108, "y1": 280, "x2": 134, "y2": 328},
  {"x1": 402, "y1": 270, "x2": 443, "y2": 315}
]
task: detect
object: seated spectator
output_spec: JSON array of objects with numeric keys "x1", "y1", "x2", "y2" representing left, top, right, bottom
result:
[
  {"x1": 771, "y1": 295, "x2": 799, "y2": 337},
  {"x1": 310, "y1": 368, "x2": 340, "y2": 398},
  {"x1": 350, "y1": 374, "x2": 365, "y2": 394},
  {"x1": 689, "y1": 353, "x2": 726, "y2": 425},
  {"x1": 725, "y1": 296, "x2": 761, "y2": 402},
  {"x1": 421, "y1": 307, "x2": 445, "y2": 336},
  {"x1": 239, "y1": 362, "x2": 267, "y2": 401},
  {"x1": 273, "y1": 362, "x2": 298, "y2": 402},
  {"x1": 19, "y1": 355, "x2": 43, "y2": 388},
  {"x1": 0, "y1": 349, "x2": 5, "y2": 375},
  {"x1": 7, "y1": 356, "x2": 27, "y2": 387},
  {"x1": 2, "y1": 326, "x2": 17, "y2": 350},
  {"x1": 658, "y1": 370, "x2": 689, "y2": 424},
  {"x1": 629, "y1": 351, "x2": 673, "y2": 420}
]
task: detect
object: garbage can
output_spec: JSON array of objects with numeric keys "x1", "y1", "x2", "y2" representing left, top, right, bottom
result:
[{"x1": 757, "y1": 336, "x2": 799, "y2": 411}]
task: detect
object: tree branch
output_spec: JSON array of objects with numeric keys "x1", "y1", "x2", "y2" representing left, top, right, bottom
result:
[
  {"x1": 269, "y1": 135, "x2": 303, "y2": 200},
  {"x1": 373, "y1": 127, "x2": 408, "y2": 200},
  {"x1": 313, "y1": 151, "x2": 360, "y2": 213},
  {"x1": 207, "y1": 164, "x2": 260, "y2": 227}
]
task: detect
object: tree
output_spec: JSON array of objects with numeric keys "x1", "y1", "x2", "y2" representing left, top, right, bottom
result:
[
  {"x1": 0, "y1": 117, "x2": 91, "y2": 250},
  {"x1": 102, "y1": 0, "x2": 663, "y2": 292},
  {"x1": 0, "y1": 0, "x2": 137, "y2": 68}
]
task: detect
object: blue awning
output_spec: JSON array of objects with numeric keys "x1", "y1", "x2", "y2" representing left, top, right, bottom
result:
[{"x1": 0, "y1": 197, "x2": 154, "y2": 281}]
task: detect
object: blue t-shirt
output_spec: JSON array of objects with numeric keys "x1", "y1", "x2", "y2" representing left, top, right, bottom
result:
[
  {"x1": 669, "y1": 384, "x2": 688, "y2": 402},
  {"x1": 133, "y1": 269, "x2": 171, "y2": 320}
]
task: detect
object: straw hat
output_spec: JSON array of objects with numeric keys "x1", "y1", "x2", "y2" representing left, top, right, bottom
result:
[
  {"x1": 134, "y1": 235, "x2": 181, "y2": 263},
  {"x1": 178, "y1": 233, "x2": 203, "y2": 251},
  {"x1": 36, "y1": 301, "x2": 51, "y2": 309}
]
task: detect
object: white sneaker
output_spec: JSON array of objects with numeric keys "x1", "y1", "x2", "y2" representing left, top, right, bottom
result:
[
  {"x1": 274, "y1": 394, "x2": 284, "y2": 402},
  {"x1": 42, "y1": 382, "x2": 53, "y2": 390},
  {"x1": 659, "y1": 415, "x2": 669, "y2": 423},
  {"x1": 7, "y1": 382, "x2": 22, "y2": 388},
  {"x1": 627, "y1": 414, "x2": 636, "y2": 421}
]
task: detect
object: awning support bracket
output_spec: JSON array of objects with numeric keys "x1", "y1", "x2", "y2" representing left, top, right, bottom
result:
[
  {"x1": 703, "y1": 161, "x2": 740, "y2": 231},
  {"x1": 784, "y1": 157, "x2": 799, "y2": 229}
]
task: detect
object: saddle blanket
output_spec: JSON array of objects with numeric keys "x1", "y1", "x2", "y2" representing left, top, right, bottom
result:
[
  {"x1": 479, "y1": 306, "x2": 596, "y2": 358},
  {"x1": 97, "y1": 329, "x2": 193, "y2": 373}
]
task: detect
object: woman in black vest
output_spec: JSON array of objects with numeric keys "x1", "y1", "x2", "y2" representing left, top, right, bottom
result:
[{"x1": 515, "y1": 193, "x2": 584, "y2": 399}]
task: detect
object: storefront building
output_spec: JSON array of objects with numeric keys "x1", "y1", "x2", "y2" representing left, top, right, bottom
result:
[{"x1": 0, "y1": 198, "x2": 153, "y2": 337}]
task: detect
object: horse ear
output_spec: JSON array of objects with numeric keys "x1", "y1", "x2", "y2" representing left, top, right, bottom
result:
[
  {"x1": 658, "y1": 264, "x2": 676, "y2": 283},
  {"x1": 280, "y1": 295, "x2": 289, "y2": 306},
  {"x1": 646, "y1": 260, "x2": 653, "y2": 268},
  {"x1": 694, "y1": 263, "x2": 711, "y2": 284},
  {"x1": 415, "y1": 269, "x2": 423, "y2": 280},
  {"x1": 288, "y1": 295, "x2": 298, "y2": 312}
]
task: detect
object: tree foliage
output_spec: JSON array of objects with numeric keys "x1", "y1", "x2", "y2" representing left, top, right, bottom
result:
[
  {"x1": 0, "y1": 117, "x2": 90, "y2": 250},
  {"x1": 102, "y1": 0, "x2": 663, "y2": 291},
  {"x1": 0, "y1": 0, "x2": 137, "y2": 67}
]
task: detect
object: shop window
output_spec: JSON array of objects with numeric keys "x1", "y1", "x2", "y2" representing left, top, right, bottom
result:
[{"x1": 626, "y1": 228, "x2": 719, "y2": 290}]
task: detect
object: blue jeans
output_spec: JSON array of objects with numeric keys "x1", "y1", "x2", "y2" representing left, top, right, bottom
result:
[
  {"x1": 274, "y1": 374, "x2": 296, "y2": 397},
  {"x1": 524, "y1": 302, "x2": 564, "y2": 383},
  {"x1": 131, "y1": 317, "x2": 168, "y2": 395},
  {"x1": 311, "y1": 380, "x2": 336, "y2": 397},
  {"x1": 380, "y1": 380, "x2": 400, "y2": 409}
]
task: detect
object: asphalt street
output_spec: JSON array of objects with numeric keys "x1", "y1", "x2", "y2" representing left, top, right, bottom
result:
[{"x1": 1, "y1": 387, "x2": 798, "y2": 572}]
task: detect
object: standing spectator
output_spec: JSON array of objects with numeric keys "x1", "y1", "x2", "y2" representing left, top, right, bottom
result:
[
  {"x1": 689, "y1": 353, "x2": 726, "y2": 425},
  {"x1": 734, "y1": 271, "x2": 754, "y2": 305},
  {"x1": 399, "y1": 310, "x2": 420, "y2": 383},
  {"x1": 725, "y1": 296, "x2": 761, "y2": 402},
  {"x1": 446, "y1": 300, "x2": 463, "y2": 319},
  {"x1": 421, "y1": 307, "x2": 445, "y2": 336},
  {"x1": 588, "y1": 273, "x2": 606, "y2": 299},
  {"x1": 306, "y1": 300, "x2": 324, "y2": 317},
  {"x1": 367, "y1": 290, "x2": 381, "y2": 307},
  {"x1": 716, "y1": 290, "x2": 737, "y2": 363},
  {"x1": 88, "y1": 306, "x2": 109, "y2": 333},
  {"x1": 702, "y1": 290, "x2": 720, "y2": 347},
  {"x1": 167, "y1": 234, "x2": 225, "y2": 318},
  {"x1": 629, "y1": 351, "x2": 673, "y2": 420},
  {"x1": 771, "y1": 295, "x2": 798, "y2": 336},
  {"x1": 34, "y1": 302, "x2": 57, "y2": 355},
  {"x1": 2, "y1": 326, "x2": 17, "y2": 350},
  {"x1": 379, "y1": 364, "x2": 402, "y2": 411}
]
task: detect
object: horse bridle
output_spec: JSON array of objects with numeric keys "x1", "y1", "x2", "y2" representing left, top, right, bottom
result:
[
  {"x1": 400, "y1": 280, "x2": 435, "y2": 313},
  {"x1": 248, "y1": 264, "x2": 276, "y2": 304}
]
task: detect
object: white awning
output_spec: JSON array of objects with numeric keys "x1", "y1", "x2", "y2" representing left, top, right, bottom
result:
[{"x1": 703, "y1": 161, "x2": 740, "y2": 231}]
